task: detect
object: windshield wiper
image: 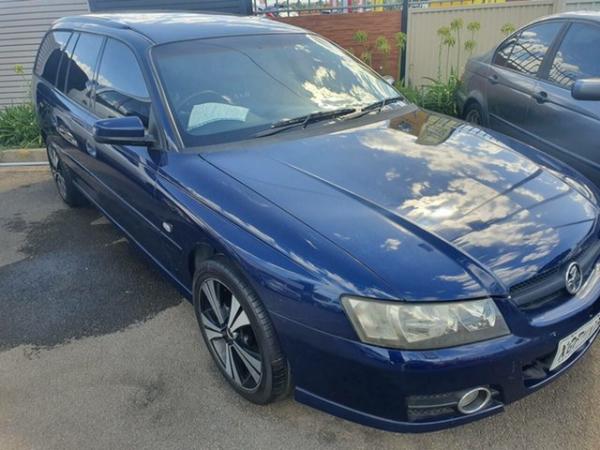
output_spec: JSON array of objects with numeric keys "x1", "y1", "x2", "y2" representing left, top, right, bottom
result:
[
  {"x1": 352, "y1": 96, "x2": 406, "y2": 118},
  {"x1": 253, "y1": 107, "x2": 356, "y2": 138}
]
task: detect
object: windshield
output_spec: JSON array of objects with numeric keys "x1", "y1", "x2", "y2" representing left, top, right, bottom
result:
[{"x1": 152, "y1": 33, "x2": 403, "y2": 146}]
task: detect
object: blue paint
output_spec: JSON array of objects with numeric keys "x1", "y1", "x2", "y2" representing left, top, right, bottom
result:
[{"x1": 34, "y1": 13, "x2": 600, "y2": 432}]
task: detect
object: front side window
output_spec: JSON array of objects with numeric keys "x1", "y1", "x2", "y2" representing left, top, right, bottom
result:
[
  {"x1": 35, "y1": 31, "x2": 71, "y2": 85},
  {"x1": 95, "y1": 39, "x2": 151, "y2": 126},
  {"x1": 152, "y1": 33, "x2": 402, "y2": 147},
  {"x1": 548, "y1": 23, "x2": 600, "y2": 88},
  {"x1": 65, "y1": 33, "x2": 104, "y2": 108},
  {"x1": 494, "y1": 22, "x2": 563, "y2": 76}
]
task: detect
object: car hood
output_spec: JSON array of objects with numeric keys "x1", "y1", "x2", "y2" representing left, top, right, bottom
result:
[{"x1": 202, "y1": 109, "x2": 599, "y2": 300}]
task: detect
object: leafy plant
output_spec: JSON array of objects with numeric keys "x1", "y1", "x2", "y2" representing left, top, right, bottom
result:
[
  {"x1": 375, "y1": 36, "x2": 391, "y2": 73},
  {"x1": 0, "y1": 103, "x2": 42, "y2": 148},
  {"x1": 450, "y1": 18, "x2": 463, "y2": 75},
  {"x1": 465, "y1": 21, "x2": 480, "y2": 57},
  {"x1": 351, "y1": 31, "x2": 400, "y2": 76},
  {"x1": 396, "y1": 74, "x2": 460, "y2": 117},
  {"x1": 436, "y1": 26, "x2": 450, "y2": 80},
  {"x1": 0, "y1": 65, "x2": 42, "y2": 149},
  {"x1": 501, "y1": 23, "x2": 516, "y2": 36},
  {"x1": 394, "y1": 32, "x2": 407, "y2": 52},
  {"x1": 443, "y1": 31, "x2": 456, "y2": 80},
  {"x1": 353, "y1": 30, "x2": 372, "y2": 66}
]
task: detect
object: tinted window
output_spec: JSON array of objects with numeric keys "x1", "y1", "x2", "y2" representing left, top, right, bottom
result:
[
  {"x1": 35, "y1": 31, "x2": 71, "y2": 85},
  {"x1": 65, "y1": 33, "x2": 104, "y2": 108},
  {"x1": 56, "y1": 32, "x2": 78, "y2": 92},
  {"x1": 153, "y1": 34, "x2": 401, "y2": 147},
  {"x1": 95, "y1": 39, "x2": 150, "y2": 126},
  {"x1": 493, "y1": 36, "x2": 517, "y2": 68},
  {"x1": 548, "y1": 23, "x2": 600, "y2": 88},
  {"x1": 495, "y1": 22, "x2": 562, "y2": 76}
]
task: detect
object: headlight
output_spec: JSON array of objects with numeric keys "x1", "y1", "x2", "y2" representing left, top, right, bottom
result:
[{"x1": 341, "y1": 297, "x2": 510, "y2": 350}]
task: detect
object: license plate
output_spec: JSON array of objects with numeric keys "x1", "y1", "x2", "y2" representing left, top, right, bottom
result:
[{"x1": 550, "y1": 314, "x2": 600, "y2": 371}]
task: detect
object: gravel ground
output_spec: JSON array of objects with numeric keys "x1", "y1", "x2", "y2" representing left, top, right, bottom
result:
[{"x1": 1, "y1": 167, "x2": 599, "y2": 450}]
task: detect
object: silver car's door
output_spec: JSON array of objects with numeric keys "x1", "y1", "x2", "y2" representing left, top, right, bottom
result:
[
  {"x1": 486, "y1": 21, "x2": 565, "y2": 142},
  {"x1": 526, "y1": 21, "x2": 600, "y2": 184}
]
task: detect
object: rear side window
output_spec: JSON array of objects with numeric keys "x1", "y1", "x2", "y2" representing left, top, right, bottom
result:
[
  {"x1": 548, "y1": 23, "x2": 600, "y2": 88},
  {"x1": 35, "y1": 31, "x2": 71, "y2": 85},
  {"x1": 493, "y1": 22, "x2": 562, "y2": 76},
  {"x1": 94, "y1": 39, "x2": 151, "y2": 126},
  {"x1": 493, "y1": 36, "x2": 517, "y2": 68},
  {"x1": 56, "y1": 32, "x2": 79, "y2": 92},
  {"x1": 65, "y1": 33, "x2": 104, "y2": 108}
]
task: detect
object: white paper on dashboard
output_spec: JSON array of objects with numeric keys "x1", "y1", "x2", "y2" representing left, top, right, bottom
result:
[{"x1": 187, "y1": 102, "x2": 249, "y2": 130}]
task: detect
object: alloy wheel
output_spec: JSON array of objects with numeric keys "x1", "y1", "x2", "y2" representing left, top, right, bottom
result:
[
  {"x1": 48, "y1": 145, "x2": 67, "y2": 200},
  {"x1": 199, "y1": 278, "x2": 263, "y2": 390},
  {"x1": 54, "y1": 169, "x2": 68, "y2": 200}
]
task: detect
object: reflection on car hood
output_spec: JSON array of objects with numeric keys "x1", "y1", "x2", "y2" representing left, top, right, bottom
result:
[{"x1": 203, "y1": 109, "x2": 599, "y2": 299}]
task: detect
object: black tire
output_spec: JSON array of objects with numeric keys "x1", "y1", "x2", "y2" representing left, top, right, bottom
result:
[
  {"x1": 463, "y1": 101, "x2": 487, "y2": 127},
  {"x1": 47, "y1": 144, "x2": 87, "y2": 207},
  {"x1": 193, "y1": 258, "x2": 290, "y2": 404}
]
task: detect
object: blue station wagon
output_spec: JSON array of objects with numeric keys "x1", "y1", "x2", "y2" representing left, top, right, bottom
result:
[{"x1": 34, "y1": 13, "x2": 600, "y2": 432}]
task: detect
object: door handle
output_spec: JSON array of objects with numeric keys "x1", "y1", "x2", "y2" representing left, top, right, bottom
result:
[
  {"x1": 57, "y1": 124, "x2": 77, "y2": 146},
  {"x1": 532, "y1": 91, "x2": 548, "y2": 103},
  {"x1": 488, "y1": 74, "x2": 499, "y2": 84},
  {"x1": 85, "y1": 140, "x2": 97, "y2": 157}
]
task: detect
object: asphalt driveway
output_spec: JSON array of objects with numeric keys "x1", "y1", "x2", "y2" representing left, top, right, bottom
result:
[{"x1": 1, "y1": 167, "x2": 599, "y2": 450}]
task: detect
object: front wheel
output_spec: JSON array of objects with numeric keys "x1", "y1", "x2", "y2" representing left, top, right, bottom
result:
[
  {"x1": 193, "y1": 258, "x2": 291, "y2": 404},
  {"x1": 464, "y1": 101, "x2": 487, "y2": 127}
]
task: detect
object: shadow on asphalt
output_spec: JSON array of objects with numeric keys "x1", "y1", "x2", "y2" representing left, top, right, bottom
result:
[{"x1": 0, "y1": 179, "x2": 182, "y2": 350}]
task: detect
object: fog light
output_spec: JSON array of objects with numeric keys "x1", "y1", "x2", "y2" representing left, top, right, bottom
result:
[{"x1": 457, "y1": 387, "x2": 492, "y2": 415}]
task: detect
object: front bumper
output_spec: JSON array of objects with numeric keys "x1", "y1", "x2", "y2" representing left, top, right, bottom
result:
[{"x1": 273, "y1": 286, "x2": 600, "y2": 432}]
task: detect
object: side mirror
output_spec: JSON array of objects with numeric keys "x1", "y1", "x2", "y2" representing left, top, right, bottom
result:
[
  {"x1": 93, "y1": 116, "x2": 154, "y2": 146},
  {"x1": 571, "y1": 78, "x2": 600, "y2": 101},
  {"x1": 383, "y1": 75, "x2": 395, "y2": 85}
]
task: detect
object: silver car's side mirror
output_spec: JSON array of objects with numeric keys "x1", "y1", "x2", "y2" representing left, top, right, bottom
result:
[
  {"x1": 571, "y1": 78, "x2": 600, "y2": 101},
  {"x1": 382, "y1": 75, "x2": 395, "y2": 85}
]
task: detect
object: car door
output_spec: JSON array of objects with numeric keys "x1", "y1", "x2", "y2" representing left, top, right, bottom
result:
[
  {"x1": 55, "y1": 32, "x2": 106, "y2": 202},
  {"x1": 34, "y1": 30, "x2": 72, "y2": 135},
  {"x1": 486, "y1": 21, "x2": 565, "y2": 141},
  {"x1": 526, "y1": 21, "x2": 600, "y2": 184},
  {"x1": 88, "y1": 37, "x2": 178, "y2": 269}
]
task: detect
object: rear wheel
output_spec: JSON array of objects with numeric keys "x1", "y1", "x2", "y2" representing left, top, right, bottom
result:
[
  {"x1": 47, "y1": 144, "x2": 87, "y2": 207},
  {"x1": 193, "y1": 258, "x2": 290, "y2": 404},
  {"x1": 464, "y1": 101, "x2": 486, "y2": 127}
]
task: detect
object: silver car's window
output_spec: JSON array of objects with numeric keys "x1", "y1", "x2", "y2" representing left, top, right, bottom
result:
[
  {"x1": 493, "y1": 22, "x2": 563, "y2": 76},
  {"x1": 548, "y1": 22, "x2": 600, "y2": 88}
]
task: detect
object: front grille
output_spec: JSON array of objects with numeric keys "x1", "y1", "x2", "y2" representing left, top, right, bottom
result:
[{"x1": 510, "y1": 240, "x2": 600, "y2": 311}]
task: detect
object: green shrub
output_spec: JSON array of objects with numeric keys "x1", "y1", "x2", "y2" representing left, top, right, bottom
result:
[
  {"x1": 396, "y1": 73, "x2": 460, "y2": 117},
  {"x1": 0, "y1": 103, "x2": 43, "y2": 149}
]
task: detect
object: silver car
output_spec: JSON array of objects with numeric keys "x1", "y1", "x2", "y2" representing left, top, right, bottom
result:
[{"x1": 457, "y1": 11, "x2": 600, "y2": 183}]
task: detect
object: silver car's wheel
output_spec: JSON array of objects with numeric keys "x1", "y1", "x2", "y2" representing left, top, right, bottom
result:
[
  {"x1": 198, "y1": 278, "x2": 263, "y2": 391},
  {"x1": 464, "y1": 102, "x2": 485, "y2": 126},
  {"x1": 465, "y1": 108, "x2": 482, "y2": 125}
]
